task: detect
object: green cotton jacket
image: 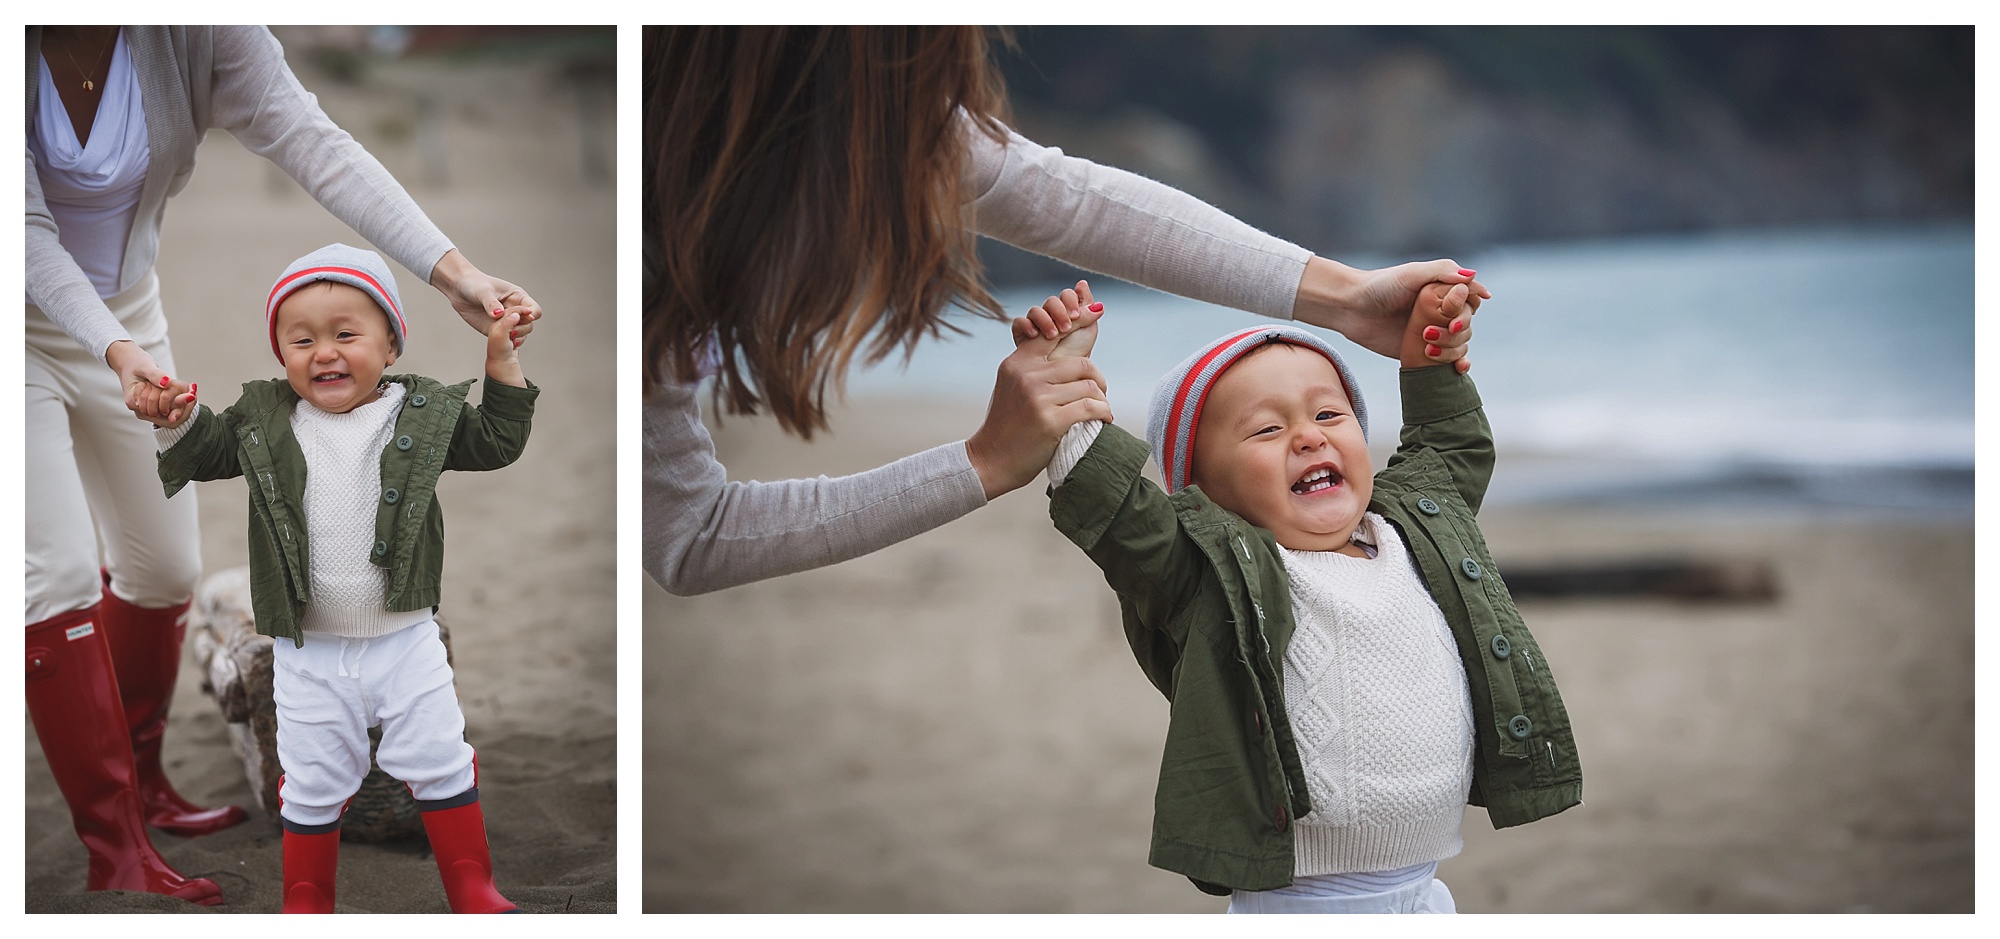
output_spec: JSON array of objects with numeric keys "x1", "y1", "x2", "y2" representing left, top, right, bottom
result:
[
  {"x1": 1049, "y1": 365, "x2": 1581, "y2": 894},
  {"x1": 158, "y1": 374, "x2": 538, "y2": 648}
]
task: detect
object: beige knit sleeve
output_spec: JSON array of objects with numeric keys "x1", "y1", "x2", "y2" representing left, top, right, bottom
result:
[
  {"x1": 643, "y1": 381, "x2": 989, "y2": 596},
  {"x1": 967, "y1": 120, "x2": 1312, "y2": 320}
]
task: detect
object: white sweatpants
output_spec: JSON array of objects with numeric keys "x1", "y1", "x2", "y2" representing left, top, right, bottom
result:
[
  {"x1": 273, "y1": 618, "x2": 477, "y2": 826},
  {"x1": 1227, "y1": 876, "x2": 1457, "y2": 914},
  {"x1": 25, "y1": 269, "x2": 203, "y2": 623}
]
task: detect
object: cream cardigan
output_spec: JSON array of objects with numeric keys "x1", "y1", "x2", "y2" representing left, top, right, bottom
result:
[{"x1": 24, "y1": 26, "x2": 455, "y2": 361}]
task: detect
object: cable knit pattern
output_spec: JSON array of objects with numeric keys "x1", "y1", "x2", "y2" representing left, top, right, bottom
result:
[
  {"x1": 1279, "y1": 512, "x2": 1474, "y2": 875},
  {"x1": 291, "y1": 383, "x2": 431, "y2": 638}
]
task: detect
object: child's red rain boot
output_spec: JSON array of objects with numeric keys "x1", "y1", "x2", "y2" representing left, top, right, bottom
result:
[
  {"x1": 419, "y1": 788, "x2": 518, "y2": 913},
  {"x1": 99, "y1": 576, "x2": 250, "y2": 836},
  {"x1": 25, "y1": 606, "x2": 223, "y2": 906},
  {"x1": 279, "y1": 826, "x2": 340, "y2": 913},
  {"x1": 278, "y1": 775, "x2": 340, "y2": 913}
]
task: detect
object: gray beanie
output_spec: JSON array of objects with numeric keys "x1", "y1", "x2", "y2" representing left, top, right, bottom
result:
[
  {"x1": 265, "y1": 243, "x2": 407, "y2": 362},
  {"x1": 1145, "y1": 324, "x2": 1368, "y2": 494}
]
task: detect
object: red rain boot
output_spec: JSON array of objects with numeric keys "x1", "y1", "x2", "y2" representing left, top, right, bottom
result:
[
  {"x1": 279, "y1": 776, "x2": 348, "y2": 913},
  {"x1": 418, "y1": 776, "x2": 517, "y2": 913},
  {"x1": 26, "y1": 606, "x2": 223, "y2": 906},
  {"x1": 100, "y1": 574, "x2": 248, "y2": 836}
]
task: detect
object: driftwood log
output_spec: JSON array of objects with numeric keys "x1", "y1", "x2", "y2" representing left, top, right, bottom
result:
[{"x1": 189, "y1": 567, "x2": 453, "y2": 842}]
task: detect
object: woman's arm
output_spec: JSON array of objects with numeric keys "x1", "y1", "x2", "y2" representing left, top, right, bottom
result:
[
  {"x1": 642, "y1": 381, "x2": 987, "y2": 596},
  {"x1": 203, "y1": 27, "x2": 539, "y2": 338},
  {"x1": 28, "y1": 150, "x2": 187, "y2": 402},
  {"x1": 966, "y1": 122, "x2": 1486, "y2": 358}
]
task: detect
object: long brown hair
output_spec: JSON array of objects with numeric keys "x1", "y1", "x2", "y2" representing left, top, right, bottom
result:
[{"x1": 644, "y1": 26, "x2": 1011, "y2": 438}]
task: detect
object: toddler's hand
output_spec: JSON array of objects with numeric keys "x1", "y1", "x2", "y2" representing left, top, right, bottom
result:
[
  {"x1": 485, "y1": 311, "x2": 529, "y2": 388},
  {"x1": 1011, "y1": 280, "x2": 1103, "y2": 360},
  {"x1": 1399, "y1": 281, "x2": 1477, "y2": 372}
]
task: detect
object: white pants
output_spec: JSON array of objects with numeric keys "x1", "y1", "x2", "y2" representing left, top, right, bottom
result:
[
  {"x1": 273, "y1": 618, "x2": 476, "y2": 826},
  {"x1": 25, "y1": 269, "x2": 202, "y2": 622},
  {"x1": 1227, "y1": 877, "x2": 1457, "y2": 914}
]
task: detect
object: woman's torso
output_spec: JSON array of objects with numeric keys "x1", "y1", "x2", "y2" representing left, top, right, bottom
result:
[{"x1": 28, "y1": 29, "x2": 150, "y2": 300}]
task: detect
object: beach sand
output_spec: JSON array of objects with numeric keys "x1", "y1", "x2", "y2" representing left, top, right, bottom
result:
[
  {"x1": 24, "y1": 41, "x2": 616, "y2": 913},
  {"x1": 642, "y1": 394, "x2": 1972, "y2": 913}
]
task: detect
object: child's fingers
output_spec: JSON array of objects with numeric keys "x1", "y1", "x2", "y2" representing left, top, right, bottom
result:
[
  {"x1": 1011, "y1": 316, "x2": 1039, "y2": 346},
  {"x1": 1454, "y1": 355, "x2": 1473, "y2": 374},
  {"x1": 1041, "y1": 296, "x2": 1075, "y2": 336},
  {"x1": 1074, "y1": 279, "x2": 1095, "y2": 308},
  {"x1": 1027, "y1": 302, "x2": 1061, "y2": 340}
]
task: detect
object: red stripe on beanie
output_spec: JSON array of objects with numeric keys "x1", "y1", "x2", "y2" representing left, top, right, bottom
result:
[
  {"x1": 1163, "y1": 327, "x2": 1265, "y2": 491},
  {"x1": 265, "y1": 266, "x2": 407, "y2": 361}
]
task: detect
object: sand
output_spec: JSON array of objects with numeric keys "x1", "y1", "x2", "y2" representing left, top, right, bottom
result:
[
  {"x1": 642, "y1": 394, "x2": 1972, "y2": 913},
  {"x1": 24, "y1": 43, "x2": 616, "y2": 913}
]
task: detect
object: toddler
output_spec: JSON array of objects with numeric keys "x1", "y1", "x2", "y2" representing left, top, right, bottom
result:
[
  {"x1": 1026, "y1": 281, "x2": 1580, "y2": 913},
  {"x1": 151, "y1": 244, "x2": 536, "y2": 914}
]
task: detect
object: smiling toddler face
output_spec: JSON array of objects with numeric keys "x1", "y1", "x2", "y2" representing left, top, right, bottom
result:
[
  {"x1": 1188, "y1": 343, "x2": 1372, "y2": 552},
  {"x1": 274, "y1": 281, "x2": 399, "y2": 414}
]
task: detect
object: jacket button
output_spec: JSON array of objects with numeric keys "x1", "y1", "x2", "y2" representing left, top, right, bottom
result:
[
  {"x1": 373, "y1": 540, "x2": 388, "y2": 557},
  {"x1": 395, "y1": 435, "x2": 413, "y2": 451},
  {"x1": 1490, "y1": 634, "x2": 1511, "y2": 659},
  {"x1": 1461, "y1": 557, "x2": 1482, "y2": 580},
  {"x1": 1417, "y1": 497, "x2": 1440, "y2": 515},
  {"x1": 1508, "y1": 714, "x2": 1533, "y2": 739},
  {"x1": 383, "y1": 488, "x2": 400, "y2": 505},
  {"x1": 410, "y1": 393, "x2": 427, "y2": 407}
]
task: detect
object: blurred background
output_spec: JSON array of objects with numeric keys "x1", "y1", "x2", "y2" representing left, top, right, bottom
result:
[
  {"x1": 640, "y1": 26, "x2": 1972, "y2": 912},
  {"x1": 25, "y1": 26, "x2": 616, "y2": 912}
]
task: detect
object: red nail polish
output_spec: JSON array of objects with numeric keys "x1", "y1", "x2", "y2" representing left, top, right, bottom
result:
[
  {"x1": 1088, "y1": 302, "x2": 1104, "y2": 313},
  {"x1": 1423, "y1": 326, "x2": 1441, "y2": 341},
  {"x1": 1450, "y1": 320, "x2": 1464, "y2": 334},
  {"x1": 1457, "y1": 268, "x2": 1475, "y2": 278},
  {"x1": 159, "y1": 376, "x2": 171, "y2": 388},
  {"x1": 1426, "y1": 344, "x2": 1441, "y2": 357}
]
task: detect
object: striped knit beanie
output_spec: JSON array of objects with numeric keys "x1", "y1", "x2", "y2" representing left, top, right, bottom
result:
[
  {"x1": 265, "y1": 243, "x2": 407, "y2": 362},
  {"x1": 1145, "y1": 324, "x2": 1369, "y2": 494}
]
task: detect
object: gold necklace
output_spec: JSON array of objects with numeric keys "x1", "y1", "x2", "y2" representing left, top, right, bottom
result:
[{"x1": 58, "y1": 30, "x2": 114, "y2": 94}]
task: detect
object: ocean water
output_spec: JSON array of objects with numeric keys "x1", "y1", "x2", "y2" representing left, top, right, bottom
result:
[{"x1": 849, "y1": 224, "x2": 1973, "y2": 515}]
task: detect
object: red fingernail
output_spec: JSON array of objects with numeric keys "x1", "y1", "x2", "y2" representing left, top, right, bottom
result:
[
  {"x1": 1088, "y1": 302, "x2": 1104, "y2": 313},
  {"x1": 159, "y1": 376, "x2": 171, "y2": 388},
  {"x1": 1450, "y1": 320, "x2": 1464, "y2": 334},
  {"x1": 1457, "y1": 268, "x2": 1475, "y2": 278},
  {"x1": 1423, "y1": 326, "x2": 1441, "y2": 341},
  {"x1": 1426, "y1": 344, "x2": 1441, "y2": 357}
]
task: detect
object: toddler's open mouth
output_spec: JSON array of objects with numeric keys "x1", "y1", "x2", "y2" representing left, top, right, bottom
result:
[
  {"x1": 1292, "y1": 464, "x2": 1343, "y2": 495},
  {"x1": 312, "y1": 372, "x2": 350, "y2": 384}
]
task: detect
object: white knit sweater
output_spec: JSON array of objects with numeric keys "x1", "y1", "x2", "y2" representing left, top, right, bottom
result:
[
  {"x1": 289, "y1": 384, "x2": 432, "y2": 638},
  {"x1": 1280, "y1": 513, "x2": 1474, "y2": 875}
]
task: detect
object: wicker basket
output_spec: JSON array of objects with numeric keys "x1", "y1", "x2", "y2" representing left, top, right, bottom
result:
[{"x1": 189, "y1": 567, "x2": 452, "y2": 843}]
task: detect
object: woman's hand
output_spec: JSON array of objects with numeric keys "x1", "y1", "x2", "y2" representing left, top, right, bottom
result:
[
  {"x1": 1399, "y1": 282, "x2": 1477, "y2": 372},
  {"x1": 429, "y1": 249, "x2": 542, "y2": 347},
  {"x1": 965, "y1": 331, "x2": 1113, "y2": 501},
  {"x1": 106, "y1": 340, "x2": 197, "y2": 427},
  {"x1": 1293, "y1": 256, "x2": 1489, "y2": 363}
]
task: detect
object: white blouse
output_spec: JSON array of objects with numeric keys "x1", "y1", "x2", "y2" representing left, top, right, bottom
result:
[{"x1": 30, "y1": 30, "x2": 149, "y2": 300}]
